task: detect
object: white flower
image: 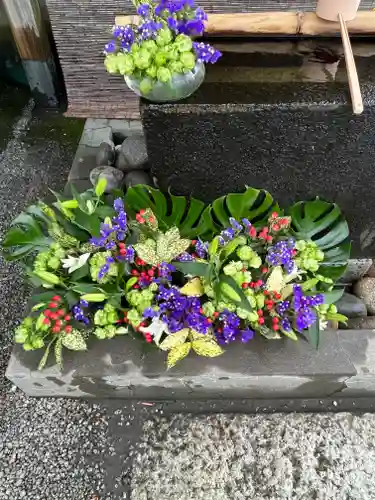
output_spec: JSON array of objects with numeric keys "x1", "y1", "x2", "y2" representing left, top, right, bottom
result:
[
  {"x1": 61, "y1": 253, "x2": 91, "y2": 273},
  {"x1": 319, "y1": 320, "x2": 328, "y2": 331},
  {"x1": 285, "y1": 264, "x2": 306, "y2": 283},
  {"x1": 139, "y1": 317, "x2": 170, "y2": 345}
]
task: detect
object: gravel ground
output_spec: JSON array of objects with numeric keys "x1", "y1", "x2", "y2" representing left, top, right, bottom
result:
[{"x1": 131, "y1": 413, "x2": 375, "y2": 500}]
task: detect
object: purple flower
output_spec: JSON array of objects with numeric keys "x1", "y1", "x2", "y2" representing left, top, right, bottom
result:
[
  {"x1": 138, "y1": 20, "x2": 163, "y2": 40},
  {"x1": 176, "y1": 251, "x2": 194, "y2": 262},
  {"x1": 105, "y1": 240, "x2": 116, "y2": 250},
  {"x1": 193, "y1": 42, "x2": 222, "y2": 64},
  {"x1": 73, "y1": 301, "x2": 90, "y2": 325},
  {"x1": 241, "y1": 328, "x2": 255, "y2": 343},
  {"x1": 159, "y1": 262, "x2": 175, "y2": 280},
  {"x1": 194, "y1": 7, "x2": 207, "y2": 20},
  {"x1": 112, "y1": 210, "x2": 127, "y2": 231},
  {"x1": 117, "y1": 245, "x2": 134, "y2": 263},
  {"x1": 114, "y1": 198, "x2": 124, "y2": 212},
  {"x1": 266, "y1": 239, "x2": 296, "y2": 274},
  {"x1": 215, "y1": 310, "x2": 241, "y2": 344},
  {"x1": 79, "y1": 299, "x2": 89, "y2": 308},
  {"x1": 195, "y1": 240, "x2": 208, "y2": 259},
  {"x1": 100, "y1": 223, "x2": 114, "y2": 239},
  {"x1": 104, "y1": 41, "x2": 116, "y2": 54},
  {"x1": 293, "y1": 285, "x2": 322, "y2": 332},
  {"x1": 229, "y1": 217, "x2": 242, "y2": 231},
  {"x1": 167, "y1": 16, "x2": 179, "y2": 30},
  {"x1": 137, "y1": 3, "x2": 150, "y2": 16},
  {"x1": 221, "y1": 228, "x2": 235, "y2": 241},
  {"x1": 89, "y1": 236, "x2": 106, "y2": 248},
  {"x1": 242, "y1": 218, "x2": 251, "y2": 228},
  {"x1": 281, "y1": 317, "x2": 292, "y2": 332},
  {"x1": 116, "y1": 231, "x2": 126, "y2": 241},
  {"x1": 185, "y1": 19, "x2": 205, "y2": 35},
  {"x1": 277, "y1": 300, "x2": 290, "y2": 315}
]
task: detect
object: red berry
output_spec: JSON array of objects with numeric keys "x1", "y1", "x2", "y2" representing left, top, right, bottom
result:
[
  {"x1": 292, "y1": 249, "x2": 297, "y2": 256},
  {"x1": 50, "y1": 312, "x2": 58, "y2": 320},
  {"x1": 133, "y1": 284, "x2": 140, "y2": 289},
  {"x1": 263, "y1": 290, "x2": 269, "y2": 296},
  {"x1": 148, "y1": 269, "x2": 154, "y2": 277},
  {"x1": 57, "y1": 309, "x2": 65, "y2": 317},
  {"x1": 136, "y1": 215, "x2": 145, "y2": 223},
  {"x1": 120, "y1": 248, "x2": 127, "y2": 255},
  {"x1": 249, "y1": 227, "x2": 257, "y2": 238},
  {"x1": 280, "y1": 218, "x2": 288, "y2": 226},
  {"x1": 119, "y1": 242, "x2": 125, "y2": 248},
  {"x1": 52, "y1": 295, "x2": 61, "y2": 301},
  {"x1": 44, "y1": 310, "x2": 51, "y2": 317},
  {"x1": 267, "y1": 304, "x2": 273, "y2": 310},
  {"x1": 43, "y1": 318, "x2": 50, "y2": 325},
  {"x1": 241, "y1": 283, "x2": 248, "y2": 289},
  {"x1": 139, "y1": 209, "x2": 146, "y2": 215},
  {"x1": 250, "y1": 282, "x2": 255, "y2": 288},
  {"x1": 272, "y1": 224, "x2": 280, "y2": 232},
  {"x1": 140, "y1": 322, "x2": 146, "y2": 327},
  {"x1": 64, "y1": 315, "x2": 71, "y2": 321},
  {"x1": 272, "y1": 324, "x2": 279, "y2": 331},
  {"x1": 48, "y1": 302, "x2": 58, "y2": 309},
  {"x1": 192, "y1": 240, "x2": 197, "y2": 245},
  {"x1": 64, "y1": 325, "x2": 72, "y2": 333},
  {"x1": 55, "y1": 320, "x2": 62, "y2": 327},
  {"x1": 257, "y1": 309, "x2": 263, "y2": 317},
  {"x1": 266, "y1": 235, "x2": 273, "y2": 242},
  {"x1": 258, "y1": 317, "x2": 265, "y2": 325},
  {"x1": 131, "y1": 270, "x2": 139, "y2": 276},
  {"x1": 261, "y1": 268, "x2": 268, "y2": 274},
  {"x1": 271, "y1": 212, "x2": 278, "y2": 218},
  {"x1": 148, "y1": 216, "x2": 155, "y2": 224},
  {"x1": 213, "y1": 312, "x2": 219, "y2": 318},
  {"x1": 141, "y1": 271, "x2": 147, "y2": 277},
  {"x1": 146, "y1": 337, "x2": 153, "y2": 343},
  {"x1": 52, "y1": 326, "x2": 60, "y2": 333},
  {"x1": 256, "y1": 280, "x2": 263, "y2": 286},
  {"x1": 272, "y1": 317, "x2": 279, "y2": 323},
  {"x1": 207, "y1": 318, "x2": 212, "y2": 324},
  {"x1": 274, "y1": 293, "x2": 281, "y2": 300},
  {"x1": 199, "y1": 308, "x2": 204, "y2": 314},
  {"x1": 262, "y1": 227, "x2": 269, "y2": 233}
]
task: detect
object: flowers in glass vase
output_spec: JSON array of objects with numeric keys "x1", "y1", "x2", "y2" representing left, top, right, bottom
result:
[
  {"x1": 103, "y1": 0, "x2": 221, "y2": 97},
  {"x1": 2, "y1": 182, "x2": 350, "y2": 370}
]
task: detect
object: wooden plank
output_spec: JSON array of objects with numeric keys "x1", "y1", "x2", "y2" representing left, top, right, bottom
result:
[{"x1": 115, "y1": 11, "x2": 375, "y2": 36}]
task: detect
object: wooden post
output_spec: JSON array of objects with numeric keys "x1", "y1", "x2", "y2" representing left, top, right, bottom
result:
[{"x1": 3, "y1": 0, "x2": 58, "y2": 106}]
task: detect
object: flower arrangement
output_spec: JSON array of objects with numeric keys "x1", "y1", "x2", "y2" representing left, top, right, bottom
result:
[
  {"x1": 1, "y1": 181, "x2": 350, "y2": 370},
  {"x1": 103, "y1": 0, "x2": 221, "y2": 99}
]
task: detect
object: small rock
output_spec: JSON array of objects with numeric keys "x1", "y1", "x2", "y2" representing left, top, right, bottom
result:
[
  {"x1": 116, "y1": 135, "x2": 148, "y2": 171},
  {"x1": 90, "y1": 166, "x2": 124, "y2": 192},
  {"x1": 340, "y1": 259, "x2": 372, "y2": 284},
  {"x1": 353, "y1": 277, "x2": 375, "y2": 315},
  {"x1": 124, "y1": 170, "x2": 152, "y2": 188},
  {"x1": 336, "y1": 293, "x2": 367, "y2": 318},
  {"x1": 96, "y1": 141, "x2": 115, "y2": 166},
  {"x1": 343, "y1": 316, "x2": 375, "y2": 329}
]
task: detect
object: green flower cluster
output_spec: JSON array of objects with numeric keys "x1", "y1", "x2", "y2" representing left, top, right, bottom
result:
[
  {"x1": 125, "y1": 287, "x2": 156, "y2": 327},
  {"x1": 295, "y1": 240, "x2": 325, "y2": 272},
  {"x1": 33, "y1": 243, "x2": 66, "y2": 273},
  {"x1": 105, "y1": 31, "x2": 196, "y2": 95},
  {"x1": 90, "y1": 251, "x2": 118, "y2": 284},
  {"x1": 15, "y1": 317, "x2": 45, "y2": 351},
  {"x1": 94, "y1": 325, "x2": 118, "y2": 339},
  {"x1": 94, "y1": 303, "x2": 119, "y2": 326},
  {"x1": 48, "y1": 223, "x2": 78, "y2": 248}
]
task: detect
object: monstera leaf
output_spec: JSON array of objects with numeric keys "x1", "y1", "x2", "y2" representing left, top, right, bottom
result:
[
  {"x1": 288, "y1": 198, "x2": 350, "y2": 280},
  {"x1": 124, "y1": 185, "x2": 215, "y2": 238},
  {"x1": 209, "y1": 187, "x2": 278, "y2": 231}
]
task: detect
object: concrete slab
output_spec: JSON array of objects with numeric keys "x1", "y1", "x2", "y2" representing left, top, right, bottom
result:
[{"x1": 6, "y1": 331, "x2": 357, "y2": 399}]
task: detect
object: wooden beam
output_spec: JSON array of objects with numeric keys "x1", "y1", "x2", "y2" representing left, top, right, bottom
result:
[{"x1": 115, "y1": 11, "x2": 375, "y2": 36}]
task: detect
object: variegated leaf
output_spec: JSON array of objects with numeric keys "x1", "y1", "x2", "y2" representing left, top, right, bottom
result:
[
  {"x1": 133, "y1": 243, "x2": 159, "y2": 266},
  {"x1": 191, "y1": 339, "x2": 224, "y2": 357},
  {"x1": 180, "y1": 278, "x2": 204, "y2": 297},
  {"x1": 159, "y1": 329, "x2": 190, "y2": 351},
  {"x1": 144, "y1": 208, "x2": 158, "y2": 230},
  {"x1": 167, "y1": 342, "x2": 191, "y2": 369},
  {"x1": 61, "y1": 329, "x2": 87, "y2": 351},
  {"x1": 38, "y1": 342, "x2": 52, "y2": 371},
  {"x1": 156, "y1": 227, "x2": 190, "y2": 263},
  {"x1": 281, "y1": 284, "x2": 294, "y2": 299},
  {"x1": 266, "y1": 266, "x2": 285, "y2": 293},
  {"x1": 55, "y1": 338, "x2": 63, "y2": 368}
]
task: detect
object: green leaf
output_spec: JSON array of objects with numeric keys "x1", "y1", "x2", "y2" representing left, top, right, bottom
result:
[
  {"x1": 38, "y1": 341, "x2": 54, "y2": 371},
  {"x1": 210, "y1": 187, "x2": 277, "y2": 231},
  {"x1": 30, "y1": 291, "x2": 64, "y2": 303},
  {"x1": 326, "y1": 312, "x2": 347, "y2": 323},
  {"x1": 31, "y1": 302, "x2": 46, "y2": 312},
  {"x1": 126, "y1": 277, "x2": 138, "y2": 290},
  {"x1": 95, "y1": 178, "x2": 107, "y2": 197},
  {"x1": 159, "y1": 329, "x2": 190, "y2": 351},
  {"x1": 322, "y1": 287, "x2": 345, "y2": 305},
  {"x1": 73, "y1": 211, "x2": 101, "y2": 237},
  {"x1": 70, "y1": 184, "x2": 89, "y2": 212},
  {"x1": 72, "y1": 283, "x2": 103, "y2": 294},
  {"x1": 191, "y1": 339, "x2": 224, "y2": 357},
  {"x1": 62, "y1": 330, "x2": 87, "y2": 351},
  {"x1": 173, "y1": 261, "x2": 210, "y2": 278},
  {"x1": 288, "y1": 199, "x2": 350, "y2": 280},
  {"x1": 65, "y1": 291, "x2": 80, "y2": 308},
  {"x1": 124, "y1": 185, "x2": 216, "y2": 238},
  {"x1": 70, "y1": 263, "x2": 89, "y2": 281},
  {"x1": 259, "y1": 326, "x2": 282, "y2": 339},
  {"x1": 54, "y1": 338, "x2": 63, "y2": 368},
  {"x1": 281, "y1": 328, "x2": 298, "y2": 341},
  {"x1": 167, "y1": 342, "x2": 191, "y2": 368},
  {"x1": 219, "y1": 274, "x2": 252, "y2": 312},
  {"x1": 308, "y1": 320, "x2": 320, "y2": 348}
]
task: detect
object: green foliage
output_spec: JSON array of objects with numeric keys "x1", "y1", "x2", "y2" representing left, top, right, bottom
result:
[
  {"x1": 288, "y1": 198, "x2": 350, "y2": 280},
  {"x1": 125, "y1": 185, "x2": 215, "y2": 238}
]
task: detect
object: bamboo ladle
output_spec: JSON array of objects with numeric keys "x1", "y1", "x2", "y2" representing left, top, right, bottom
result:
[{"x1": 316, "y1": 0, "x2": 363, "y2": 114}]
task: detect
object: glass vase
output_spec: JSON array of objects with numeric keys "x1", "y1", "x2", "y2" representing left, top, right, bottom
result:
[{"x1": 124, "y1": 62, "x2": 205, "y2": 102}]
